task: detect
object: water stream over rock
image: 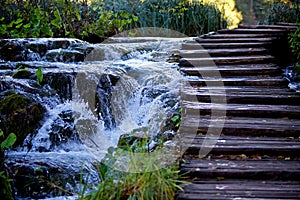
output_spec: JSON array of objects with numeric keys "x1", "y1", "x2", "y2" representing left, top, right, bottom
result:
[{"x1": 0, "y1": 37, "x2": 191, "y2": 199}]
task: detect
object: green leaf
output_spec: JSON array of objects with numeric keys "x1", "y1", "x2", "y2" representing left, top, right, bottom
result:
[
  {"x1": 35, "y1": 66, "x2": 43, "y2": 85},
  {"x1": 171, "y1": 115, "x2": 180, "y2": 122},
  {"x1": 1, "y1": 133, "x2": 17, "y2": 149},
  {"x1": 0, "y1": 129, "x2": 3, "y2": 137}
]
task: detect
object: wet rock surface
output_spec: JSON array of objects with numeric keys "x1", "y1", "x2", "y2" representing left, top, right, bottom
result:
[
  {"x1": 0, "y1": 38, "x2": 94, "y2": 62},
  {"x1": 0, "y1": 94, "x2": 45, "y2": 147}
]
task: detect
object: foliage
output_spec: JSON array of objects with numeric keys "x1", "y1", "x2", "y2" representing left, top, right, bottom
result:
[
  {"x1": 200, "y1": 0, "x2": 242, "y2": 29},
  {"x1": 0, "y1": 0, "x2": 243, "y2": 39},
  {"x1": 0, "y1": 0, "x2": 136, "y2": 39},
  {"x1": 35, "y1": 66, "x2": 44, "y2": 85},
  {"x1": 102, "y1": 0, "x2": 233, "y2": 36},
  {"x1": 236, "y1": 0, "x2": 300, "y2": 25},
  {"x1": 264, "y1": 0, "x2": 300, "y2": 24},
  {"x1": 82, "y1": 150, "x2": 186, "y2": 200},
  {"x1": 289, "y1": 27, "x2": 300, "y2": 61},
  {"x1": 289, "y1": 26, "x2": 300, "y2": 73},
  {"x1": 0, "y1": 129, "x2": 16, "y2": 200}
]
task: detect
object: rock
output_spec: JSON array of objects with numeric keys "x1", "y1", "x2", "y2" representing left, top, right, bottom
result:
[
  {"x1": 95, "y1": 73, "x2": 121, "y2": 129},
  {"x1": 118, "y1": 127, "x2": 149, "y2": 150},
  {"x1": 0, "y1": 94, "x2": 45, "y2": 147},
  {"x1": 48, "y1": 110, "x2": 78, "y2": 151},
  {"x1": 7, "y1": 156, "x2": 98, "y2": 199},
  {"x1": 0, "y1": 40, "x2": 26, "y2": 61},
  {"x1": 44, "y1": 49, "x2": 85, "y2": 62},
  {"x1": 12, "y1": 69, "x2": 32, "y2": 79},
  {"x1": 167, "y1": 53, "x2": 181, "y2": 63},
  {"x1": 43, "y1": 72, "x2": 75, "y2": 100}
]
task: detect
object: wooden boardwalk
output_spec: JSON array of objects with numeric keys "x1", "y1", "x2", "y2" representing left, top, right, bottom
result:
[{"x1": 178, "y1": 24, "x2": 300, "y2": 199}]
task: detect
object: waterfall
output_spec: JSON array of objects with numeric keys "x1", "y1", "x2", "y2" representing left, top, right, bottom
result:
[{"x1": 0, "y1": 37, "x2": 189, "y2": 199}]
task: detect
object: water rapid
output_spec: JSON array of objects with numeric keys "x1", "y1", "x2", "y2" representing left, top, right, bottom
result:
[{"x1": 0, "y1": 37, "x2": 190, "y2": 199}]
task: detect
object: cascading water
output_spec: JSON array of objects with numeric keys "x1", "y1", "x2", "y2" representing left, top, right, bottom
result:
[{"x1": 0, "y1": 37, "x2": 191, "y2": 199}]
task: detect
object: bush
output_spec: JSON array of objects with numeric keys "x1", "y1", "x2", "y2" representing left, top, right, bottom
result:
[
  {"x1": 0, "y1": 0, "x2": 243, "y2": 39},
  {"x1": 0, "y1": 0, "x2": 136, "y2": 39},
  {"x1": 102, "y1": 0, "x2": 241, "y2": 36},
  {"x1": 264, "y1": 0, "x2": 300, "y2": 24}
]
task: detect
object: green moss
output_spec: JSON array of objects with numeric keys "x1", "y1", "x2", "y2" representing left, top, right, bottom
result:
[
  {"x1": 12, "y1": 69, "x2": 31, "y2": 79},
  {"x1": 0, "y1": 94, "x2": 30, "y2": 115},
  {"x1": 0, "y1": 94, "x2": 45, "y2": 147}
]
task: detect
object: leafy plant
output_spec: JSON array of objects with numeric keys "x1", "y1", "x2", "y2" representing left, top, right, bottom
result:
[
  {"x1": 0, "y1": 131, "x2": 17, "y2": 150},
  {"x1": 289, "y1": 26, "x2": 300, "y2": 74},
  {"x1": 0, "y1": 129, "x2": 16, "y2": 200},
  {"x1": 35, "y1": 66, "x2": 44, "y2": 85}
]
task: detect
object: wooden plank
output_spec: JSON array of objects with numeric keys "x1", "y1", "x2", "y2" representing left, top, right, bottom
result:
[
  {"x1": 186, "y1": 76, "x2": 287, "y2": 87},
  {"x1": 179, "y1": 56, "x2": 275, "y2": 66},
  {"x1": 180, "y1": 116, "x2": 300, "y2": 137},
  {"x1": 182, "y1": 135, "x2": 300, "y2": 156},
  {"x1": 179, "y1": 48, "x2": 269, "y2": 58},
  {"x1": 179, "y1": 65, "x2": 280, "y2": 77},
  {"x1": 181, "y1": 101, "x2": 300, "y2": 118},
  {"x1": 217, "y1": 28, "x2": 287, "y2": 34},
  {"x1": 180, "y1": 159, "x2": 300, "y2": 180},
  {"x1": 178, "y1": 180, "x2": 300, "y2": 200},
  {"x1": 195, "y1": 37, "x2": 274, "y2": 43},
  {"x1": 182, "y1": 42, "x2": 271, "y2": 50},
  {"x1": 181, "y1": 86, "x2": 300, "y2": 105},
  {"x1": 239, "y1": 24, "x2": 298, "y2": 30},
  {"x1": 201, "y1": 33, "x2": 279, "y2": 39}
]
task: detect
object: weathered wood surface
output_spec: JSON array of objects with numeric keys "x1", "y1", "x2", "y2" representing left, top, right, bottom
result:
[
  {"x1": 178, "y1": 180, "x2": 300, "y2": 200},
  {"x1": 178, "y1": 23, "x2": 300, "y2": 199}
]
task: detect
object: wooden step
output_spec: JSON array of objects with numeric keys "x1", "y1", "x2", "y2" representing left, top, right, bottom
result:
[
  {"x1": 182, "y1": 101, "x2": 300, "y2": 119},
  {"x1": 178, "y1": 180, "x2": 300, "y2": 200},
  {"x1": 182, "y1": 135, "x2": 300, "y2": 156},
  {"x1": 200, "y1": 33, "x2": 279, "y2": 39},
  {"x1": 179, "y1": 64, "x2": 280, "y2": 77},
  {"x1": 182, "y1": 42, "x2": 271, "y2": 50},
  {"x1": 186, "y1": 76, "x2": 287, "y2": 87},
  {"x1": 181, "y1": 86, "x2": 299, "y2": 105},
  {"x1": 179, "y1": 55, "x2": 275, "y2": 66},
  {"x1": 195, "y1": 37, "x2": 274, "y2": 43},
  {"x1": 180, "y1": 116, "x2": 300, "y2": 137},
  {"x1": 239, "y1": 24, "x2": 298, "y2": 31},
  {"x1": 217, "y1": 28, "x2": 287, "y2": 35},
  {"x1": 179, "y1": 48, "x2": 269, "y2": 58},
  {"x1": 180, "y1": 158, "x2": 300, "y2": 180}
]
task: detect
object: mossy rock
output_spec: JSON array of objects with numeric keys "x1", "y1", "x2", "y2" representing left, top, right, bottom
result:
[
  {"x1": 0, "y1": 94, "x2": 45, "y2": 147},
  {"x1": 12, "y1": 69, "x2": 32, "y2": 79}
]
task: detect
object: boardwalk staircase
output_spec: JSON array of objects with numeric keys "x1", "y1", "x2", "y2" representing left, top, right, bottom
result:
[{"x1": 177, "y1": 23, "x2": 300, "y2": 199}]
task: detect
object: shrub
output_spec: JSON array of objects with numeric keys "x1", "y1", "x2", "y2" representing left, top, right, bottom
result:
[
  {"x1": 0, "y1": 0, "x2": 136, "y2": 39},
  {"x1": 264, "y1": 0, "x2": 300, "y2": 24},
  {"x1": 102, "y1": 0, "x2": 239, "y2": 36}
]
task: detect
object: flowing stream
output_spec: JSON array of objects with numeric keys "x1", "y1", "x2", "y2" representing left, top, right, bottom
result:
[{"x1": 0, "y1": 37, "x2": 192, "y2": 199}]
